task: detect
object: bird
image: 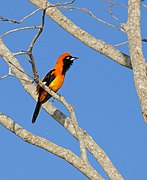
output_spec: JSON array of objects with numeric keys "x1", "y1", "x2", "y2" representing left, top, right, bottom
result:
[{"x1": 32, "y1": 52, "x2": 78, "y2": 123}]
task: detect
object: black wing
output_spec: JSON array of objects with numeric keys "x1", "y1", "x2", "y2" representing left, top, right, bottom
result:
[
  {"x1": 38, "y1": 69, "x2": 56, "y2": 103},
  {"x1": 42, "y1": 69, "x2": 56, "y2": 86}
]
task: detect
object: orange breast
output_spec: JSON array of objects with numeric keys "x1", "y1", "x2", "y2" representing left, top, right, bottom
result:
[{"x1": 49, "y1": 75, "x2": 64, "y2": 92}]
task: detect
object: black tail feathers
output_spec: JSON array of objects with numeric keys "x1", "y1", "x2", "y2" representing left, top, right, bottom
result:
[{"x1": 32, "y1": 102, "x2": 42, "y2": 124}]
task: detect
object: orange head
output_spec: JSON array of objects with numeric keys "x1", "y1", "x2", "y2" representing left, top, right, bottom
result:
[{"x1": 55, "y1": 52, "x2": 78, "y2": 75}]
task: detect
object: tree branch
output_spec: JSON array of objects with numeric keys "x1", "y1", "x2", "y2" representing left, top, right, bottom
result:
[
  {"x1": 28, "y1": 0, "x2": 147, "y2": 122},
  {"x1": 125, "y1": 0, "x2": 147, "y2": 122},
  {"x1": 37, "y1": 81, "x2": 88, "y2": 162},
  {"x1": 27, "y1": 9, "x2": 46, "y2": 81},
  {"x1": 0, "y1": 113, "x2": 103, "y2": 180},
  {"x1": 28, "y1": 0, "x2": 132, "y2": 69},
  {"x1": 0, "y1": 26, "x2": 40, "y2": 38},
  {"x1": 59, "y1": 6, "x2": 125, "y2": 32},
  {"x1": 0, "y1": 38, "x2": 123, "y2": 180},
  {"x1": 0, "y1": 8, "x2": 41, "y2": 24}
]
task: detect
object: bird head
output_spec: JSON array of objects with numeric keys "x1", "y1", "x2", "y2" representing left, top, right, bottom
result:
[
  {"x1": 56, "y1": 52, "x2": 78, "y2": 75},
  {"x1": 58, "y1": 52, "x2": 78, "y2": 62}
]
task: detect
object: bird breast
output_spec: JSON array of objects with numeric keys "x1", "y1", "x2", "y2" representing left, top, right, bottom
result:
[{"x1": 49, "y1": 75, "x2": 64, "y2": 92}]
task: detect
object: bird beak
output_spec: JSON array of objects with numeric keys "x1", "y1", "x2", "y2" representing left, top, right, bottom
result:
[{"x1": 71, "y1": 57, "x2": 79, "y2": 61}]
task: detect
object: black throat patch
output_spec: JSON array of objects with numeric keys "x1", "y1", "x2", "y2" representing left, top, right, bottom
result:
[{"x1": 62, "y1": 57, "x2": 73, "y2": 75}]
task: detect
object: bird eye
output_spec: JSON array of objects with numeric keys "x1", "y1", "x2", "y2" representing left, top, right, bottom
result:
[{"x1": 65, "y1": 56, "x2": 70, "y2": 60}]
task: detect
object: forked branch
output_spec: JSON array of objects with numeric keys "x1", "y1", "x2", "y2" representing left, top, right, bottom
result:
[
  {"x1": 0, "y1": 38, "x2": 123, "y2": 180},
  {"x1": 0, "y1": 113, "x2": 103, "y2": 180}
]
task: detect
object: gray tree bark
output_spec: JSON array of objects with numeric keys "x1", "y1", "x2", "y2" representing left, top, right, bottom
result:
[{"x1": 0, "y1": 0, "x2": 147, "y2": 179}]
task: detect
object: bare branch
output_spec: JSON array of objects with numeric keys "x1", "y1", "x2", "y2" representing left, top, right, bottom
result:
[
  {"x1": 125, "y1": 0, "x2": 147, "y2": 122},
  {"x1": 0, "y1": 113, "x2": 103, "y2": 180},
  {"x1": 142, "y1": 4, "x2": 147, "y2": 8},
  {"x1": 47, "y1": 0, "x2": 76, "y2": 8},
  {"x1": 37, "y1": 81, "x2": 88, "y2": 161},
  {"x1": 0, "y1": 0, "x2": 146, "y2": 178},
  {"x1": 13, "y1": 51, "x2": 28, "y2": 57},
  {"x1": 0, "y1": 73, "x2": 14, "y2": 80},
  {"x1": 28, "y1": 10, "x2": 46, "y2": 53},
  {"x1": 142, "y1": 39, "x2": 147, "y2": 42},
  {"x1": 27, "y1": 9, "x2": 46, "y2": 83},
  {"x1": 0, "y1": 38, "x2": 123, "y2": 180},
  {"x1": 0, "y1": 26, "x2": 40, "y2": 38},
  {"x1": 60, "y1": 6, "x2": 125, "y2": 32},
  {"x1": 114, "y1": 39, "x2": 147, "y2": 47},
  {"x1": 0, "y1": 8, "x2": 46, "y2": 81},
  {"x1": 8, "y1": 61, "x2": 33, "y2": 79},
  {"x1": 114, "y1": 41, "x2": 128, "y2": 47},
  {"x1": 103, "y1": 9, "x2": 124, "y2": 28},
  {"x1": 0, "y1": 0, "x2": 132, "y2": 70},
  {"x1": 28, "y1": 0, "x2": 133, "y2": 70},
  {"x1": 67, "y1": 105, "x2": 88, "y2": 162},
  {"x1": 0, "y1": 8, "x2": 41, "y2": 24},
  {"x1": 102, "y1": 1, "x2": 126, "y2": 33},
  {"x1": 102, "y1": 0, "x2": 128, "y2": 9},
  {"x1": 0, "y1": 0, "x2": 75, "y2": 25},
  {"x1": 0, "y1": 65, "x2": 14, "y2": 80}
]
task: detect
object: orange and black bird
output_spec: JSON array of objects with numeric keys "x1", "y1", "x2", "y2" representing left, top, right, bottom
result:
[{"x1": 32, "y1": 52, "x2": 78, "y2": 123}]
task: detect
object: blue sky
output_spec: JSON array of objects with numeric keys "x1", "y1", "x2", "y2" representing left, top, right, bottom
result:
[{"x1": 0, "y1": 0, "x2": 147, "y2": 179}]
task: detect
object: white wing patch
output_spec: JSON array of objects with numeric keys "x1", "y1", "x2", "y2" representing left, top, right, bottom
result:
[{"x1": 43, "y1": 81, "x2": 47, "y2": 85}]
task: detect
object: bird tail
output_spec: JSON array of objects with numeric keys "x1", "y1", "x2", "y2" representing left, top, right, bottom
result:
[{"x1": 32, "y1": 101, "x2": 42, "y2": 124}]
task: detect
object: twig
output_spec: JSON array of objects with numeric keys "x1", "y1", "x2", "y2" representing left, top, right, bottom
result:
[
  {"x1": 102, "y1": 0, "x2": 128, "y2": 9},
  {"x1": 0, "y1": 65, "x2": 14, "y2": 80},
  {"x1": 28, "y1": 11, "x2": 46, "y2": 53},
  {"x1": 0, "y1": 73, "x2": 15, "y2": 80},
  {"x1": 69, "y1": 106, "x2": 88, "y2": 161},
  {"x1": 142, "y1": 4, "x2": 147, "y2": 8},
  {"x1": 103, "y1": 7, "x2": 125, "y2": 33},
  {"x1": 47, "y1": 0, "x2": 76, "y2": 8},
  {"x1": 0, "y1": 6, "x2": 46, "y2": 89},
  {"x1": 27, "y1": 9, "x2": 46, "y2": 81},
  {"x1": 102, "y1": 0, "x2": 127, "y2": 32},
  {"x1": 0, "y1": 0, "x2": 76, "y2": 25},
  {"x1": 8, "y1": 61, "x2": 33, "y2": 79},
  {"x1": 142, "y1": 39, "x2": 147, "y2": 42},
  {"x1": 60, "y1": 99, "x2": 88, "y2": 161},
  {"x1": 0, "y1": 3, "x2": 46, "y2": 83},
  {"x1": 0, "y1": 8, "x2": 41, "y2": 24},
  {"x1": 114, "y1": 41, "x2": 128, "y2": 47},
  {"x1": 60, "y1": 6, "x2": 125, "y2": 32},
  {"x1": 104, "y1": 9, "x2": 122, "y2": 25},
  {"x1": 114, "y1": 39, "x2": 147, "y2": 47},
  {"x1": 0, "y1": 26, "x2": 40, "y2": 38},
  {"x1": 13, "y1": 51, "x2": 27, "y2": 56},
  {"x1": 37, "y1": 81, "x2": 88, "y2": 161}
]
